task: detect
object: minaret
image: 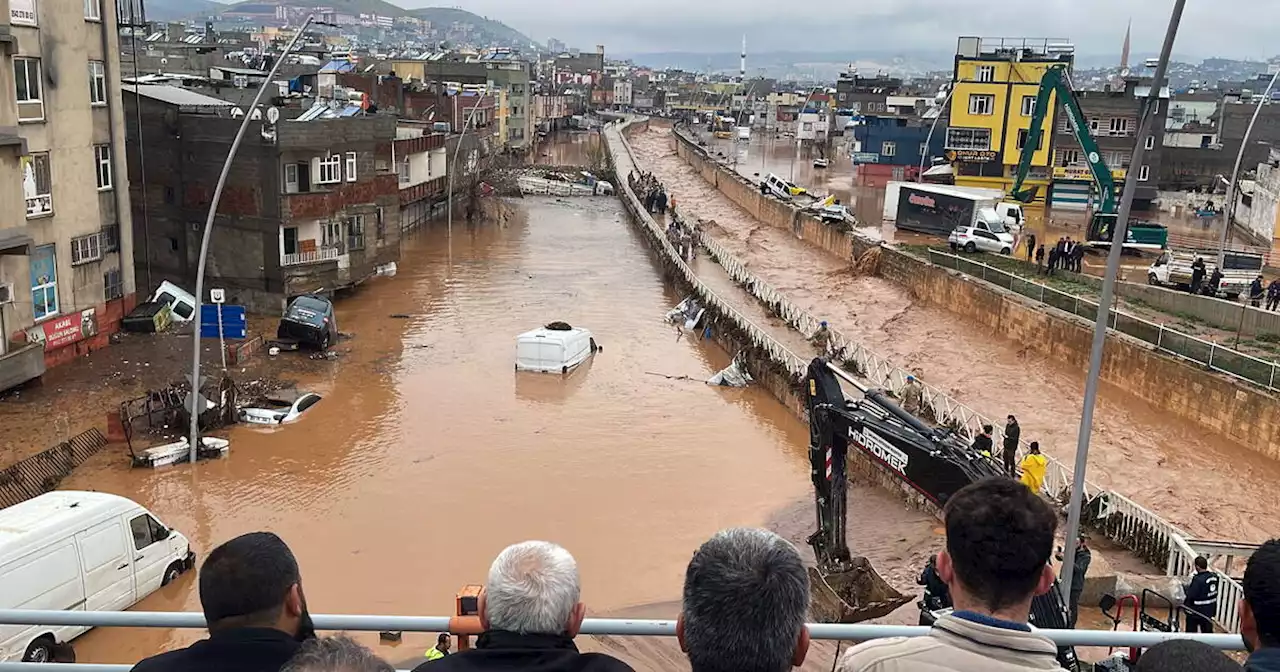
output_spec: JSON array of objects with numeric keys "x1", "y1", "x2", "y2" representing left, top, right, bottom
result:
[
  {"x1": 740, "y1": 35, "x2": 747, "y2": 83},
  {"x1": 1120, "y1": 20, "x2": 1132, "y2": 72}
]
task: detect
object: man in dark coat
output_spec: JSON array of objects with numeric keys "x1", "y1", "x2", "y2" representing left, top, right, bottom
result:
[{"x1": 1002, "y1": 415, "x2": 1021, "y2": 477}]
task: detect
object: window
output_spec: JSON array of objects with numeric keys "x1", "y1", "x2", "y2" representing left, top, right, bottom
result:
[
  {"x1": 129, "y1": 515, "x2": 167, "y2": 550},
  {"x1": 881, "y1": 141, "x2": 896, "y2": 157},
  {"x1": 23, "y1": 152, "x2": 52, "y2": 217},
  {"x1": 104, "y1": 268, "x2": 123, "y2": 301},
  {"x1": 88, "y1": 61, "x2": 107, "y2": 105},
  {"x1": 975, "y1": 65, "x2": 995, "y2": 83},
  {"x1": 316, "y1": 154, "x2": 342, "y2": 184},
  {"x1": 284, "y1": 163, "x2": 299, "y2": 193},
  {"x1": 920, "y1": 142, "x2": 929, "y2": 158},
  {"x1": 101, "y1": 223, "x2": 119, "y2": 252},
  {"x1": 1138, "y1": 165, "x2": 1150, "y2": 181},
  {"x1": 84, "y1": 0, "x2": 101, "y2": 20},
  {"x1": 347, "y1": 215, "x2": 365, "y2": 251},
  {"x1": 398, "y1": 156, "x2": 410, "y2": 185},
  {"x1": 1021, "y1": 95, "x2": 1036, "y2": 117},
  {"x1": 1016, "y1": 129, "x2": 1040, "y2": 151},
  {"x1": 14, "y1": 58, "x2": 43, "y2": 121},
  {"x1": 376, "y1": 207, "x2": 385, "y2": 241},
  {"x1": 1109, "y1": 117, "x2": 1129, "y2": 135},
  {"x1": 345, "y1": 151, "x2": 357, "y2": 182},
  {"x1": 1145, "y1": 135, "x2": 1155, "y2": 150},
  {"x1": 1089, "y1": 118, "x2": 1100, "y2": 133},
  {"x1": 1108, "y1": 151, "x2": 1129, "y2": 168},
  {"x1": 282, "y1": 226, "x2": 299, "y2": 255},
  {"x1": 164, "y1": 186, "x2": 175, "y2": 204},
  {"x1": 94, "y1": 144, "x2": 112, "y2": 189},
  {"x1": 71, "y1": 232, "x2": 103, "y2": 265},
  {"x1": 944, "y1": 127, "x2": 992, "y2": 151},
  {"x1": 30, "y1": 245, "x2": 57, "y2": 321},
  {"x1": 968, "y1": 94, "x2": 995, "y2": 116},
  {"x1": 1060, "y1": 149, "x2": 1081, "y2": 166},
  {"x1": 322, "y1": 221, "x2": 341, "y2": 248}
]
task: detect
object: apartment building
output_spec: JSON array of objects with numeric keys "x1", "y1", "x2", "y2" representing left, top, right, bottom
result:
[
  {"x1": 946, "y1": 36, "x2": 1075, "y2": 203},
  {"x1": 393, "y1": 52, "x2": 536, "y2": 154},
  {"x1": 0, "y1": 0, "x2": 134, "y2": 391}
]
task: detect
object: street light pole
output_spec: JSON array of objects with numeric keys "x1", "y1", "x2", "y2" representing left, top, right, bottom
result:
[
  {"x1": 1058, "y1": 0, "x2": 1186, "y2": 604},
  {"x1": 446, "y1": 84, "x2": 491, "y2": 265},
  {"x1": 919, "y1": 86, "x2": 955, "y2": 182},
  {"x1": 790, "y1": 86, "x2": 821, "y2": 182},
  {"x1": 187, "y1": 16, "x2": 319, "y2": 465},
  {"x1": 1221, "y1": 69, "x2": 1280, "y2": 264}
]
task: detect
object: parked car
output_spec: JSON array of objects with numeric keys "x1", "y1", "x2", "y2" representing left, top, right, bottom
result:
[
  {"x1": 948, "y1": 226, "x2": 1013, "y2": 255},
  {"x1": 277, "y1": 295, "x2": 338, "y2": 349},
  {"x1": 0, "y1": 492, "x2": 195, "y2": 662},
  {"x1": 813, "y1": 158, "x2": 830, "y2": 169},
  {"x1": 239, "y1": 391, "x2": 322, "y2": 425}
]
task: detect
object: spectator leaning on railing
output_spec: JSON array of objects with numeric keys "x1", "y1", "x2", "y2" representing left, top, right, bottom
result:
[
  {"x1": 838, "y1": 478, "x2": 1061, "y2": 672},
  {"x1": 410, "y1": 540, "x2": 633, "y2": 672},
  {"x1": 282, "y1": 636, "x2": 393, "y2": 672},
  {"x1": 678, "y1": 528, "x2": 811, "y2": 672},
  {"x1": 131, "y1": 532, "x2": 316, "y2": 672},
  {"x1": 1243, "y1": 539, "x2": 1280, "y2": 672}
]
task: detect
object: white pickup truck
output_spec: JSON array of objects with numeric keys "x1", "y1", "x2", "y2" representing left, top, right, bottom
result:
[{"x1": 1147, "y1": 249, "x2": 1263, "y2": 300}]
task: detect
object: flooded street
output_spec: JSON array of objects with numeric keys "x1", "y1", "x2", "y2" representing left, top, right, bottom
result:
[
  {"x1": 632, "y1": 123, "x2": 1280, "y2": 545},
  {"x1": 61, "y1": 195, "x2": 934, "y2": 668}
]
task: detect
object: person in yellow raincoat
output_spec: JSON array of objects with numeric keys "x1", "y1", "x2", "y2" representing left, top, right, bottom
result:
[{"x1": 1019, "y1": 441, "x2": 1047, "y2": 492}]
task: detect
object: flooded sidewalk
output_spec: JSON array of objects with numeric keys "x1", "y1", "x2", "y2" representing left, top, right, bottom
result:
[{"x1": 629, "y1": 122, "x2": 1280, "y2": 545}]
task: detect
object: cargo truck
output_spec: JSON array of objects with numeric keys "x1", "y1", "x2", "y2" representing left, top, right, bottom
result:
[{"x1": 894, "y1": 184, "x2": 1022, "y2": 241}]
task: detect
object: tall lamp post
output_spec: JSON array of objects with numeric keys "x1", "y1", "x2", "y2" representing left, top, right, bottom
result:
[
  {"x1": 1058, "y1": 0, "x2": 1186, "y2": 604},
  {"x1": 445, "y1": 84, "x2": 492, "y2": 267},
  {"x1": 790, "y1": 86, "x2": 823, "y2": 182},
  {"x1": 919, "y1": 86, "x2": 955, "y2": 181},
  {"x1": 1221, "y1": 69, "x2": 1280, "y2": 263},
  {"x1": 187, "y1": 16, "x2": 325, "y2": 464}
]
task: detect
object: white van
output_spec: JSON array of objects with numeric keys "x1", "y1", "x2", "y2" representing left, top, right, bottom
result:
[
  {"x1": 0, "y1": 492, "x2": 195, "y2": 662},
  {"x1": 150, "y1": 281, "x2": 196, "y2": 323},
  {"x1": 515, "y1": 325, "x2": 599, "y2": 374}
]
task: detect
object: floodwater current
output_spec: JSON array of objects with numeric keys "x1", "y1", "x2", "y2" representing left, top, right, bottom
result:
[
  {"x1": 630, "y1": 122, "x2": 1280, "y2": 546},
  {"x1": 61, "y1": 194, "x2": 936, "y2": 669}
]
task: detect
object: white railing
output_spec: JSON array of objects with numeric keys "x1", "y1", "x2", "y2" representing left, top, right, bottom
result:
[{"x1": 282, "y1": 245, "x2": 342, "y2": 266}]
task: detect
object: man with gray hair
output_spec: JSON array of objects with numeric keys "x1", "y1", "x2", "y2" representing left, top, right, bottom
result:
[
  {"x1": 411, "y1": 541, "x2": 633, "y2": 672},
  {"x1": 282, "y1": 636, "x2": 392, "y2": 672},
  {"x1": 678, "y1": 528, "x2": 811, "y2": 672}
]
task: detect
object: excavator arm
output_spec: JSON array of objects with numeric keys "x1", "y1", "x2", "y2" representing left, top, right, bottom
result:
[{"x1": 1009, "y1": 66, "x2": 1116, "y2": 216}]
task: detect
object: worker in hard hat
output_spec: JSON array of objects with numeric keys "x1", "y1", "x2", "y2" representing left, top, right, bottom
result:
[
  {"x1": 809, "y1": 320, "x2": 832, "y2": 355},
  {"x1": 901, "y1": 375, "x2": 924, "y2": 416},
  {"x1": 424, "y1": 633, "x2": 451, "y2": 662}
]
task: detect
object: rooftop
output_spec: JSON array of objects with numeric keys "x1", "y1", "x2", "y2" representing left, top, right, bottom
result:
[{"x1": 124, "y1": 84, "x2": 235, "y2": 109}]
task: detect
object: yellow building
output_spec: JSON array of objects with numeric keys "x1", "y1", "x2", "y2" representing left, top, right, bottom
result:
[{"x1": 946, "y1": 37, "x2": 1076, "y2": 204}]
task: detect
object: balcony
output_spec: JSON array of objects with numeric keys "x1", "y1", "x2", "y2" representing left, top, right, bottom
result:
[{"x1": 282, "y1": 243, "x2": 343, "y2": 266}]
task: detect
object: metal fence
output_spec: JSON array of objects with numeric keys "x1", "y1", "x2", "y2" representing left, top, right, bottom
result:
[
  {"x1": 611, "y1": 119, "x2": 1245, "y2": 633},
  {"x1": 926, "y1": 249, "x2": 1280, "y2": 391}
]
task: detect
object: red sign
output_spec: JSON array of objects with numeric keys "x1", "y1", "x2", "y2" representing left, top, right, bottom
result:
[
  {"x1": 29, "y1": 308, "x2": 98, "y2": 350},
  {"x1": 907, "y1": 193, "x2": 937, "y2": 208}
]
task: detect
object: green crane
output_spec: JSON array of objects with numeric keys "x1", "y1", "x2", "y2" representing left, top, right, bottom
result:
[{"x1": 1008, "y1": 65, "x2": 1168, "y2": 250}]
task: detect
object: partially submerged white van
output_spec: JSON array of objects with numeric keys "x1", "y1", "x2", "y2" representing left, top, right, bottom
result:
[
  {"x1": 0, "y1": 492, "x2": 195, "y2": 662},
  {"x1": 515, "y1": 324, "x2": 599, "y2": 374}
]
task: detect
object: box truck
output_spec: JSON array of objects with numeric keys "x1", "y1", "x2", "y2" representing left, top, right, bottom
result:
[{"x1": 894, "y1": 184, "x2": 1022, "y2": 240}]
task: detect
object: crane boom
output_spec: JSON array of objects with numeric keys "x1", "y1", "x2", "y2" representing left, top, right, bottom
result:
[{"x1": 1009, "y1": 65, "x2": 1116, "y2": 215}]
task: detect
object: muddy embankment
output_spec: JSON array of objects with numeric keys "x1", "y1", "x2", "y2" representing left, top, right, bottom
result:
[{"x1": 669, "y1": 127, "x2": 1280, "y2": 462}]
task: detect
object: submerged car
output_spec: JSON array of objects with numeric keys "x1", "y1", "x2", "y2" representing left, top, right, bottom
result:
[
  {"x1": 813, "y1": 158, "x2": 830, "y2": 168},
  {"x1": 239, "y1": 391, "x2": 322, "y2": 425},
  {"x1": 947, "y1": 226, "x2": 1014, "y2": 255},
  {"x1": 278, "y1": 295, "x2": 338, "y2": 349},
  {"x1": 515, "y1": 322, "x2": 599, "y2": 374}
]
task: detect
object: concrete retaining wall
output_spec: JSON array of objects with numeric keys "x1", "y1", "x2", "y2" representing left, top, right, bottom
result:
[
  {"x1": 670, "y1": 126, "x2": 1280, "y2": 458},
  {"x1": 1117, "y1": 282, "x2": 1280, "y2": 338}
]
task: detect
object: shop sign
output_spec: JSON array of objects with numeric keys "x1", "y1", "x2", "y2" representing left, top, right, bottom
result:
[
  {"x1": 10, "y1": 0, "x2": 35, "y2": 26},
  {"x1": 28, "y1": 308, "x2": 98, "y2": 350},
  {"x1": 945, "y1": 149, "x2": 999, "y2": 164}
]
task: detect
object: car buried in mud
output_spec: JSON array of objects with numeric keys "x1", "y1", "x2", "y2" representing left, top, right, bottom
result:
[{"x1": 278, "y1": 295, "x2": 339, "y2": 350}]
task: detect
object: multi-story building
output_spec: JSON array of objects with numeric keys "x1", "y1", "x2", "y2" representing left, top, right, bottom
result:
[
  {"x1": 395, "y1": 122, "x2": 449, "y2": 232},
  {"x1": 394, "y1": 53, "x2": 536, "y2": 154},
  {"x1": 1049, "y1": 79, "x2": 1167, "y2": 210},
  {"x1": 0, "y1": 0, "x2": 135, "y2": 391},
  {"x1": 834, "y1": 71, "x2": 903, "y2": 114},
  {"x1": 613, "y1": 79, "x2": 633, "y2": 108},
  {"x1": 946, "y1": 37, "x2": 1075, "y2": 203},
  {"x1": 848, "y1": 115, "x2": 948, "y2": 186},
  {"x1": 124, "y1": 86, "x2": 400, "y2": 313}
]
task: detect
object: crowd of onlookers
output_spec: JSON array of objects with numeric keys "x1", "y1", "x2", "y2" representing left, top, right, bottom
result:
[{"x1": 123, "y1": 477, "x2": 1278, "y2": 672}]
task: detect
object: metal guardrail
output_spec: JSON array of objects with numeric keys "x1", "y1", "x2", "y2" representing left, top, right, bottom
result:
[
  {"x1": 621, "y1": 119, "x2": 1245, "y2": 633},
  {"x1": 926, "y1": 248, "x2": 1280, "y2": 391}
]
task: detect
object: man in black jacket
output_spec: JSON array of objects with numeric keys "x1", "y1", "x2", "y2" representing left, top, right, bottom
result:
[
  {"x1": 132, "y1": 532, "x2": 315, "y2": 672},
  {"x1": 1002, "y1": 415, "x2": 1021, "y2": 477},
  {"x1": 1183, "y1": 556, "x2": 1219, "y2": 633},
  {"x1": 971, "y1": 425, "x2": 994, "y2": 457},
  {"x1": 411, "y1": 541, "x2": 632, "y2": 672}
]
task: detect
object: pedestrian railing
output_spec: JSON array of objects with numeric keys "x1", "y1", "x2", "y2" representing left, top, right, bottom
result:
[
  {"x1": 611, "y1": 118, "x2": 1244, "y2": 634},
  {"x1": 926, "y1": 249, "x2": 1280, "y2": 391},
  {"x1": 0, "y1": 609, "x2": 1248, "y2": 672}
]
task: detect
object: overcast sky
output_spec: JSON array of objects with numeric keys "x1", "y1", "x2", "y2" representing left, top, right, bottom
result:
[{"x1": 399, "y1": 0, "x2": 1278, "y2": 60}]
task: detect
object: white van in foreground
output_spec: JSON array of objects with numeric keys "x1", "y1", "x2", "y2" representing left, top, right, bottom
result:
[{"x1": 0, "y1": 492, "x2": 195, "y2": 662}]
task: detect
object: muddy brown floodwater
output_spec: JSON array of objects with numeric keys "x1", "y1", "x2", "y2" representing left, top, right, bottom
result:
[
  {"x1": 632, "y1": 122, "x2": 1280, "y2": 545},
  {"x1": 60, "y1": 195, "x2": 936, "y2": 670}
]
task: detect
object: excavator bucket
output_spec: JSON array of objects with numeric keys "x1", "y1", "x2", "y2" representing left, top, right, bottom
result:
[
  {"x1": 1010, "y1": 185, "x2": 1041, "y2": 204},
  {"x1": 808, "y1": 557, "x2": 913, "y2": 623}
]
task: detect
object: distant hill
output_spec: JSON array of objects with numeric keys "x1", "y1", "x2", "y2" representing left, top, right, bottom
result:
[
  {"x1": 409, "y1": 7, "x2": 535, "y2": 48},
  {"x1": 217, "y1": 0, "x2": 410, "y2": 17},
  {"x1": 147, "y1": 0, "x2": 222, "y2": 21}
]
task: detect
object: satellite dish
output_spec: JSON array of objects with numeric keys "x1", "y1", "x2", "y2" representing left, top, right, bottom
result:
[
  {"x1": 230, "y1": 107, "x2": 244, "y2": 118},
  {"x1": 266, "y1": 107, "x2": 280, "y2": 124},
  {"x1": 1121, "y1": 67, "x2": 1132, "y2": 78}
]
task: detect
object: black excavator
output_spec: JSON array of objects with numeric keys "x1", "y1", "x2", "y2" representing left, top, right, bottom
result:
[{"x1": 803, "y1": 358, "x2": 1078, "y2": 669}]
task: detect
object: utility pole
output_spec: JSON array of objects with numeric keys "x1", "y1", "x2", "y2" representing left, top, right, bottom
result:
[
  {"x1": 1058, "y1": 0, "x2": 1186, "y2": 605},
  {"x1": 1221, "y1": 69, "x2": 1280, "y2": 265},
  {"x1": 187, "y1": 17, "x2": 322, "y2": 465}
]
